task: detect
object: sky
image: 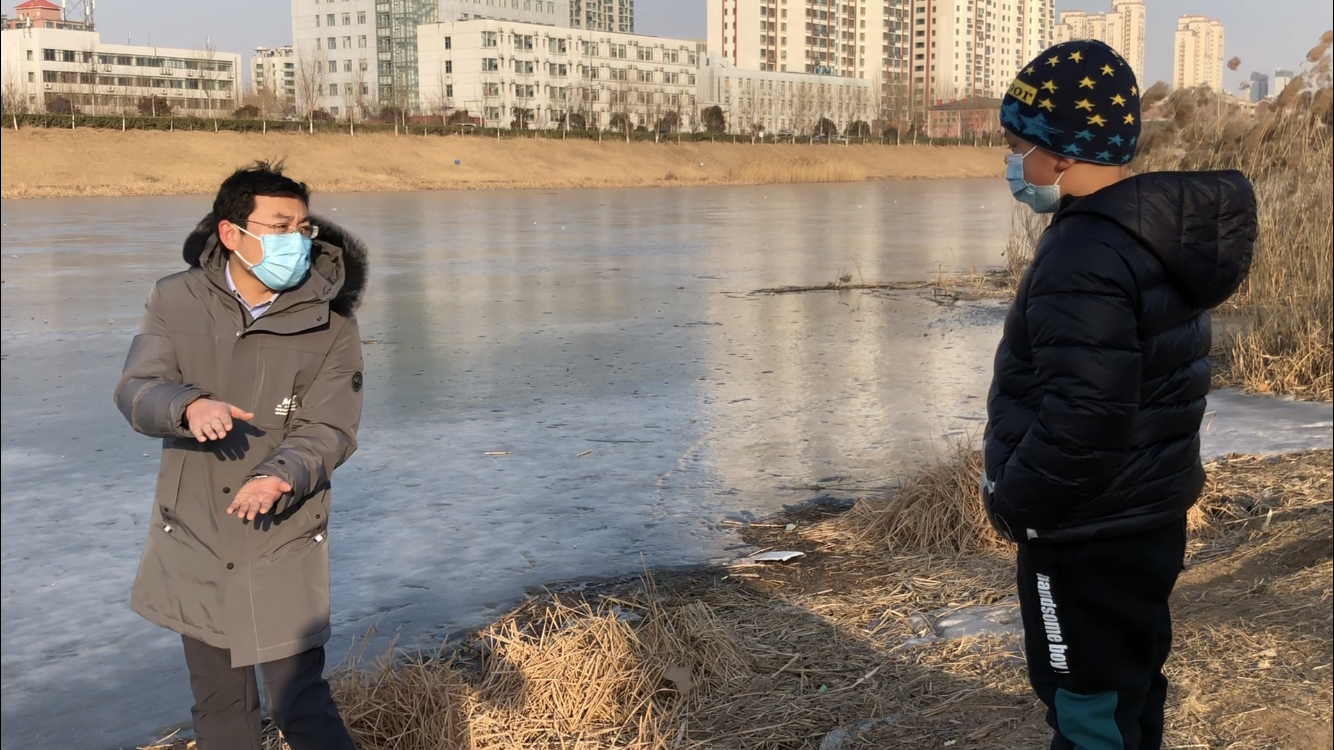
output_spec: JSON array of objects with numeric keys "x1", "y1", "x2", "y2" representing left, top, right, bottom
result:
[{"x1": 53, "y1": 0, "x2": 1333, "y2": 93}]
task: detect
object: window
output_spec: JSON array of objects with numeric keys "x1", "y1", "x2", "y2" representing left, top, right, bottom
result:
[
  {"x1": 359, "y1": 59, "x2": 368, "y2": 71},
  {"x1": 446, "y1": 84, "x2": 453, "y2": 97},
  {"x1": 358, "y1": 35, "x2": 367, "y2": 48},
  {"x1": 43, "y1": 48, "x2": 56, "y2": 61},
  {"x1": 362, "y1": 82, "x2": 370, "y2": 94},
  {"x1": 331, "y1": 106, "x2": 340, "y2": 115},
  {"x1": 582, "y1": 40, "x2": 597, "y2": 56},
  {"x1": 344, "y1": 83, "x2": 353, "y2": 95},
  {"x1": 343, "y1": 36, "x2": 352, "y2": 49},
  {"x1": 328, "y1": 37, "x2": 337, "y2": 49},
  {"x1": 315, "y1": 15, "x2": 320, "y2": 27},
  {"x1": 482, "y1": 58, "x2": 499, "y2": 72},
  {"x1": 327, "y1": 14, "x2": 336, "y2": 25},
  {"x1": 637, "y1": 46, "x2": 652, "y2": 61},
  {"x1": 27, "y1": 50, "x2": 34, "y2": 61},
  {"x1": 342, "y1": 12, "x2": 350, "y2": 25},
  {"x1": 328, "y1": 60, "x2": 338, "y2": 73},
  {"x1": 344, "y1": 60, "x2": 352, "y2": 72},
  {"x1": 444, "y1": 36, "x2": 452, "y2": 50},
  {"x1": 482, "y1": 31, "x2": 498, "y2": 48},
  {"x1": 483, "y1": 82, "x2": 501, "y2": 96},
  {"x1": 514, "y1": 59, "x2": 534, "y2": 74},
  {"x1": 329, "y1": 83, "x2": 338, "y2": 95},
  {"x1": 358, "y1": 11, "x2": 366, "y2": 23}
]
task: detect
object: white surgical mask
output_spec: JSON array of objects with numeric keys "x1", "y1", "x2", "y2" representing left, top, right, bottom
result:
[{"x1": 1006, "y1": 146, "x2": 1064, "y2": 214}]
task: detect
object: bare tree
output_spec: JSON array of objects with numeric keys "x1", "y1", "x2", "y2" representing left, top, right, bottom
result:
[
  {"x1": 80, "y1": 37, "x2": 100, "y2": 116},
  {"x1": 427, "y1": 61, "x2": 452, "y2": 130},
  {"x1": 349, "y1": 55, "x2": 370, "y2": 134},
  {"x1": 198, "y1": 39, "x2": 220, "y2": 129},
  {"x1": 2, "y1": 52, "x2": 30, "y2": 130},
  {"x1": 295, "y1": 42, "x2": 328, "y2": 134}
]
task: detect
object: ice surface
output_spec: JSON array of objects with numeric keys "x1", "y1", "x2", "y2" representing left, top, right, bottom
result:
[{"x1": 2, "y1": 182, "x2": 1328, "y2": 749}]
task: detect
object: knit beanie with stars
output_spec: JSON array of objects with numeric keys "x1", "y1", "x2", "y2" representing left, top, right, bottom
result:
[{"x1": 1001, "y1": 39, "x2": 1142, "y2": 165}]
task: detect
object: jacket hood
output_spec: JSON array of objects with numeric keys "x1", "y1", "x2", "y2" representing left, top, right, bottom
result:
[
  {"x1": 182, "y1": 214, "x2": 369, "y2": 317},
  {"x1": 1061, "y1": 170, "x2": 1256, "y2": 310}
]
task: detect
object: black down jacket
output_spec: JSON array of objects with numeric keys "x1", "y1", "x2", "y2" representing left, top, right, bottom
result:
[{"x1": 983, "y1": 171, "x2": 1256, "y2": 543}]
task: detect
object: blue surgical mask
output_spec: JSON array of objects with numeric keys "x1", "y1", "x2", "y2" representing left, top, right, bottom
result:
[
  {"x1": 237, "y1": 227, "x2": 312, "y2": 291},
  {"x1": 1006, "y1": 146, "x2": 1064, "y2": 214}
]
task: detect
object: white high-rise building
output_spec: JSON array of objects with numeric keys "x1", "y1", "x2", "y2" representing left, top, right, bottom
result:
[
  {"x1": 1273, "y1": 67, "x2": 1295, "y2": 95},
  {"x1": 706, "y1": 0, "x2": 1051, "y2": 122},
  {"x1": 570, "y1": 0, "x2": 634, "y2": 33},
  {"x1": 251, "y1": 45, "x2": 297, "y2": 106},
  {"x1": 911, "y1": 0, "x2": 1054, "y2": 110},
  {"x1": 290, "y1": 0, "x2": 569, "y2": 115},
  {"x1": 1055, "y1": 0, "x2": 1145, "y2": 85},
  {"x1": 1173, "y1": 15, "x2": 1224, "y2": 91}
]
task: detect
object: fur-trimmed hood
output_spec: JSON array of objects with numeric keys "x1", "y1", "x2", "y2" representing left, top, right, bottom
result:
[{"x1": 182, "y1": 213, "x2": 369, "y2": 317}]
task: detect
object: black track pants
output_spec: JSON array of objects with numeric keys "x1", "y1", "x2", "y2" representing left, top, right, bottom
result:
[{"x1": 1016, "y1": 519, "x2": 1187, "y2": 750}]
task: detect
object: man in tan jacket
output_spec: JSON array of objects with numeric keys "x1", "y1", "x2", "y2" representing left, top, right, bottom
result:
[{"x1": 115, "y1": 162, "x2": 367, "y2": 749}]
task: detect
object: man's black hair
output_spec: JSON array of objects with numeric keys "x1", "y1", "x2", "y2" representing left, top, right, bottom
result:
[{"x1": 212, "y1": 160, "x2": 310, "y2": 230}]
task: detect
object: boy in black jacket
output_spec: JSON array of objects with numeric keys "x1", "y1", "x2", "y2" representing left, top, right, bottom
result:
[{"x1": 983, "y1": 40, "x2": 1256, "y2": 750}]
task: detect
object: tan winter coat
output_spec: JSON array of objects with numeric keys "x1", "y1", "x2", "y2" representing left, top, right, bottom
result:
[{"x1": 114, "y1": 215, "x2": 367, "y2": 667}]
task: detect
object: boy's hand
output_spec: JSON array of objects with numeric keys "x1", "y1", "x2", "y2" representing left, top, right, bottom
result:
[
  {"x1": 227, "y1": 476, "x2": 293, "y2": 521},
  {"x1": 185, "y1": 399, "x2": 254, "y2": 442}
]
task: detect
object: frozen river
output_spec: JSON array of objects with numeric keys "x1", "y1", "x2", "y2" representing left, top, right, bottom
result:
[{"x1": 2, "y1": 181, "x2": 1331, "y2": 749}]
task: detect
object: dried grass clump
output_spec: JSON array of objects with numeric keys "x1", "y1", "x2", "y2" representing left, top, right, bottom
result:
[
  {"x1": 1186, "y1": 450, "x2": 1334, "y2": 542},
  {"x1": 809, "y1": 442, "x2": 1002, "y2": 553},
  {"x1": 332, "y1": 651, "x2": 472, "y2": 750},
  {"x1": 725, "y1": 156, "x2": 862, "y2": 185}
]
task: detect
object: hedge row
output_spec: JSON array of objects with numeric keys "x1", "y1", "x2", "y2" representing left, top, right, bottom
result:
[{"x1": 1, "y1": 112, "x2": 998, "y2": 147}]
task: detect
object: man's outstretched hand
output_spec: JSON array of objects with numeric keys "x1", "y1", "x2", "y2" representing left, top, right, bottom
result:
[
  {"x1": 227, "y1": 476, "x2": 293, "y2": 521},
  {"x1": 185, "y1": 399, "x2": 254, "y2": 442}
]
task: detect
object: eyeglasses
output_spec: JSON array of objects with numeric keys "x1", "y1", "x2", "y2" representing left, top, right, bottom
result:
[{"x1": 245, "y1": 219, "x2": 320, "y2": 240}]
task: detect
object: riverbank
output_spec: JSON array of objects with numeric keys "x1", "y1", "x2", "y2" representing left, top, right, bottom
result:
[
  {"x1": 0, "y1": 129, "x2": 1003, "y2": 200},
  {"x1": 144, "y1": 450, "x2": 1332, "y2": 750}
]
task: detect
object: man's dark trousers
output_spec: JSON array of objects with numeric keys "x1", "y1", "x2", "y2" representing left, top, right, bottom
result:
[
  {"x1": 181, "y1": 636, "x2": 356, "y2": 750},
  {"x1": 1016, "y1": 519, "x2": 1187, "y2": 750}
]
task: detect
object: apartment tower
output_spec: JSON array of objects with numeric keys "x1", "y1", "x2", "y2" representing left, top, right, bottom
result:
[
  {"x1": 570, "y1": 0, "x2": 634, "y2": 32},
  {"x1": 707, "y1": 0, "x2": 1052, "y2": 121},
  {"x1": 1173, "y1": 15, "x2": 1224, "y2": 91},
  {"x1": 1054, "y1": 0, "x2": 1144, "y2": 85}
]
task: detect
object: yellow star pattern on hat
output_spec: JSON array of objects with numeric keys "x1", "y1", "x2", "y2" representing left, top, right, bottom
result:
[
  {"x1": 1079, "y1": 76, "x2": 1096, "y2": 89},
  {"x1": 1088, "y1": 114, "x2": 1108, "y2": 126},
  {"x1": 1042, "y1": 80, "x2": 1058, "y2": 92},
  {"x1": 1069, "y1": 50, "x2": 1084, "y2": 63},
  {"x1": 1130, "y1": 86, "x2": 1138, "y2": 95},
  {"x1": 1039, "y1": 98, "x2": 1055, "y2": 111},
  {"x1": 1025, "y1": 66, "x2": 1036, "y2": 75},
  {"x1": 1101, "y1": 64, "x2": 1115, "y2": 76},
  {"x1": 1124, "y1": 113, "x2": 1136, "y2": 125},
  {"x1": 1110, "y1": 93, "x2": 1127, "y2": 106},
  {"x1": 1075, "y1": 98, "x2": 1094, "y2": 111},
  {"x1": 1047, "y1": 55, "x2": 1061, "y2": 67}
]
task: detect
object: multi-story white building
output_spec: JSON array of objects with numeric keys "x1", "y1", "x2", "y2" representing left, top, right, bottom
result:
[
  {"x1": 1273, "y1": 67, "x2": 1294, "y2": 96},
  {"x1": 570, "y1": 0, "x2": 633, "y2": 33},
  {"x1": 1, "y1": 24, "x2": 241, "y2": 115},
  {"x1": 251, "y1": 45, "x2": 296, "y2": 106},
  {"x1": 417, "y1": 18, "x2": 699, "y2": 130},
  {"x1": 910, "y1": 0, "x2": 1053, "y2": 111},
  {"x1": 697, "y1": 55, "x2": 876, "y2": 134},
  {"x1": 1054, "y1": 0, "x2": 1145, "y2": 86},
  {"x1": 707, "y1": 0, "x2": 1051, "y2": 123},
  {"x1": 1173, "y1": 14, "x2": 1224, "y2": 91},
  {"x1": 290, "y1": 0, "x2": 569, "y2": 116}
]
